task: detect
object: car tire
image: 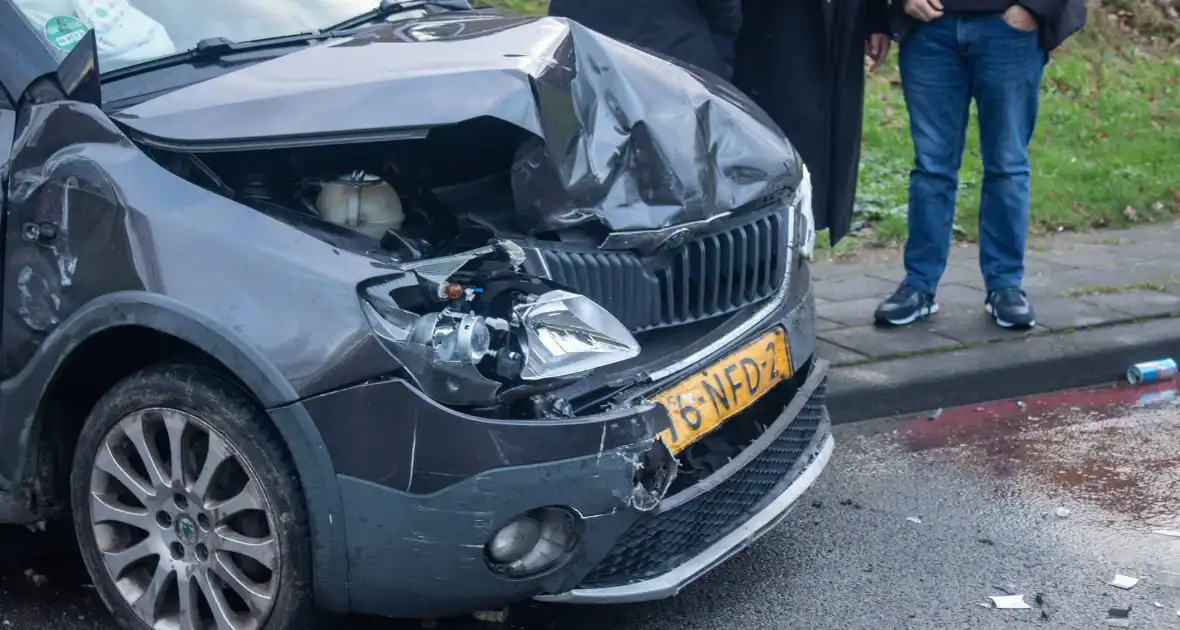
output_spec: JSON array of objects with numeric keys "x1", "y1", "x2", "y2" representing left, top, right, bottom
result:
[{"x1": 70, "y1": 363, "x2": 313, "y2": 630}]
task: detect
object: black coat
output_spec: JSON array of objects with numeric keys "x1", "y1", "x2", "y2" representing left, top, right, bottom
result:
[
  {"x1": 547, "y1": 0, "x2": 743, "y2": 80},
  {"x1": 734, "y1": 0, "x2": 889, "y2": 245}
]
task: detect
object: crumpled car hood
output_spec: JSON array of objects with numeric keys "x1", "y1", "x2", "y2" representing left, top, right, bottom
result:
[{"x1": 115, "y1": 12, "x2": 802, "y2": 233}]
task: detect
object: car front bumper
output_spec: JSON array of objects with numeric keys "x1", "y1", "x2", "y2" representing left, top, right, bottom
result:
[
  {"x1": 538, "y1": 399, "x2": 833, "y2": 604},
  {"x1": 294, "y1": 266, "x2": 831, "y2": 618}
]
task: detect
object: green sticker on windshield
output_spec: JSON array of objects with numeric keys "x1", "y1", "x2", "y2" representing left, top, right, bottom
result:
[{"x1": 44, "y1": 16, "x2": 89, "y2": 52}]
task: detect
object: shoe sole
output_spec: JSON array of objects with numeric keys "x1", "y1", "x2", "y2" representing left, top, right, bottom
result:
[
  {"x1": 985, "y1": 303, "x2": 1035, "y2": 329},
  {"x1": 877, "y1": 303, "x2": 940, "y2": 326}
]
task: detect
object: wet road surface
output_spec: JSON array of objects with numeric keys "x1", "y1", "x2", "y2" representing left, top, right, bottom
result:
[{"x1": 5, "y1": 377, "x2": 1180, "y2": 629}]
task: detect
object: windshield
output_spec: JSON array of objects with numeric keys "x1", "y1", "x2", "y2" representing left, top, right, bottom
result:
[{"x1": 15, "y1": 0, "x2": 382, "y2": 72}]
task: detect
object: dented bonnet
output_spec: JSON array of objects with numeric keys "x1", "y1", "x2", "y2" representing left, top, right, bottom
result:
[{"x1": 113, "y1": 12, "x2": 803, "y2": 233}]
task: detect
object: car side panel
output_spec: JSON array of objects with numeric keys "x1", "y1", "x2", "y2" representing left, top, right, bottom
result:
[
  {"x1": 0, "y1": 108, "x2": 12, "y2": 170},
  {"x1": 2, "y1": 100, "x2": 400, "y2": 393},
  {"x1": 0, "y1": 292, "x2": 355, "y2": 612},
  {"x1": 0, "y1": 100, "x2": 418, "y2": 613}
]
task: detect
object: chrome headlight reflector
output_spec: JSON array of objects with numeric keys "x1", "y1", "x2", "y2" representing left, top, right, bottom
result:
[{"x1": 513, "y1": 290, "x2": 640, "y2": 381}]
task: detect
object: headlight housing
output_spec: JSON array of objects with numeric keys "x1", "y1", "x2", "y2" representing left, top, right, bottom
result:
[
  {"x1": 359, "y1": 241, "x2": 640, "y2": 407},
  {"x1": 514, "y1": 290, "x2": 640, "y2": 381},
  {"x1": 795, "y1": 164, "x2": 816, "y2": 260}
]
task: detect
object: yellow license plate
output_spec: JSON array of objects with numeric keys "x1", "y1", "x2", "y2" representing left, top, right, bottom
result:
[{"x1": 656, "y1": 328, "x2": 792, "y2": 454}]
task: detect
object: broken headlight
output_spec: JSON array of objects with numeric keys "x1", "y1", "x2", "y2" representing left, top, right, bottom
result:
[
  {"x1": 795, "y1": 164, "x2": 816, "y2": 260},
  {"x1": 359, "y1": 241, "x2": 640, "y2": 407},
  {"x1": 514, "y1": 290, "x2": 640, "y2": 381}
]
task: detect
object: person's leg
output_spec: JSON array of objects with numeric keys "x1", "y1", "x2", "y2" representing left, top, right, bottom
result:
[
  {"x1": 969, "y1": 14, "x2": 1044, "y2": 327},
  {"x1": 901, "y1": 19, "x2": 972, "y2": 295},
  {"x1": 875, "y1": 18, "x2": 971, "y2": 326}
]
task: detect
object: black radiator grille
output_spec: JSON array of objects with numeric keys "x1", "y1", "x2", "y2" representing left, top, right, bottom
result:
[
  {"x1": 579, "y1": 378, "x2": 827, "y2": 587},
  {"x1": 538, "y1": 209, "x2": 789, "y2": 332}
]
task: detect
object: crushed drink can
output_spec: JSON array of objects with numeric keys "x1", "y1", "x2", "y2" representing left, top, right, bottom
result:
[{"x1": 1127, "y1": 358, "x2": 1178, "y2": 385}]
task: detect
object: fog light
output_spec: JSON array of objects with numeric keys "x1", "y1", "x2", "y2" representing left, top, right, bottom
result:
[{"x1": 486, "y1": 507, "x2": 579, "y2": 578}]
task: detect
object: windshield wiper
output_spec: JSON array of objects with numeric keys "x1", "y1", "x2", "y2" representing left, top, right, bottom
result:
[
  {"x1": 101, "y1": 32, "x2": 331, "y2": 82},
  {"x1": 324, "y1": 0, "x2": 473, "y2": 33},
  {"x1": 102, "y1": 0, "x2": 473, "y2": 82}
]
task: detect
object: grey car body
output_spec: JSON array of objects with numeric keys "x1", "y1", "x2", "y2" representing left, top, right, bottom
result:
[{"x1": 0, "y1": 0, "x2": 832, "y2": 625}]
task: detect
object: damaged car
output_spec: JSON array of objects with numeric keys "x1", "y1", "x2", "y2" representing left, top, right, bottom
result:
[{"x1": 0, "y1": 0, "x2": 833, "y2": 627}]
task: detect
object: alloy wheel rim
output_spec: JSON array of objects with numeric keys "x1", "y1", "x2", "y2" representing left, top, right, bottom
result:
[{"x1": 88, "y1": 408, "x2": 280, "y2": 630}]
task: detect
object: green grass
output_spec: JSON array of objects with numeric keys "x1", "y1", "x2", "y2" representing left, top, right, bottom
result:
[
  {"x1": 853, "y1": 27, "x2": 1180, "y2": 251},
  {"x1": 479, "y1": 0, "x2": 546, "y2": 14},
  {"x1": 480, "y1": 0, "x2": 1180, "y2": 253}
]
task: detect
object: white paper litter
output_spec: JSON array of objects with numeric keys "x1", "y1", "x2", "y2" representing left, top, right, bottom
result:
[
  {"x1": 989, "y1": 595, "x2": 1031, "y2": 609},
  {"x1": 907, "y1": 516, "x2": 922, "y2": 524},
  {"x1": 1054, "y1": 507, "x2": 1071, "y2": 518},
  {"x1": 1110, "y1": 574, "x2": 1140, "y2": 590},
  {"x1": 1153, "y1": 529, "x2": 1180, "y2": 538}
]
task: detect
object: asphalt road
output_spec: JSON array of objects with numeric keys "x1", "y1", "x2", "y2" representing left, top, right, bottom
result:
[{"x1": 5, "y1": 378, "x2": 1180, "y2": 630}]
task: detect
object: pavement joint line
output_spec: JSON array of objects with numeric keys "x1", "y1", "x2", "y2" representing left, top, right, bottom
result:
[
  {"x1": 1056, "y1": 276, "x2": 1180, "y2": 298},
  {"x1": 819, "y1": 337, "x2": 869, "y2": 356}
]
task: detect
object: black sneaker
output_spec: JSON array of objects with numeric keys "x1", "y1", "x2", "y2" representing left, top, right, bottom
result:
[
  {"x1": 985, "y1": 287, "x2": 1036, "y2": 329},
  {"x1": 874, "y1": 284, "x2": 939, "y2": 326}
]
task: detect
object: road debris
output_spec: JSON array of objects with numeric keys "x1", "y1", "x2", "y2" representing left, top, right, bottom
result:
[
  {"x1": 906, "y1": 516, "x2": 922, "y2": 524},
  {"x1": 1106, "y1": 607, "x2": 1133, "y2": 629},
  {"x1": 1154, "y1": 602, "x2": 1163, "y2": 608},
  {"x1": 472, "y1": 608, "x2": 510, "y2": 623},
  {"x1": 989, "y1": 595, "x2": 1031, "y2": 609},
  {"x1": 928, "y1": 408, "x2": 943, "y2": 421},
  {"x1": 1054, "y1": 507, "x2": 1071, "y2": 518},
  {"x1": 1151, "y1": 529, "x2": 1180, "y2": 538},
  {"x1": 1110, "y1": 574, "x2": 1140, "y2": 590},
  {"x1": 1108, "y1": 605, "x2": 1132, "y2": 618},
  {"x1": 1016, "y1": 401, "x2": 1026, "y2": 408},
  {"x1": 1127, "y1": 358, "x2": 1177, "y2": 384},
  {"x1": 22, "y1": 568, "x2": 47, "y2": 587}
]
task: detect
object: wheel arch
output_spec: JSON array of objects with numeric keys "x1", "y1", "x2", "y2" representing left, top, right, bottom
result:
[{"x1": 0, "y1": 291, "x2": 351, "y2": 612}]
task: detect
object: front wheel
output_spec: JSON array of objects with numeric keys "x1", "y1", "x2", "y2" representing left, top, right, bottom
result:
[{"x1": 70, "y1": 364, "x2": 312, "y2": 630}]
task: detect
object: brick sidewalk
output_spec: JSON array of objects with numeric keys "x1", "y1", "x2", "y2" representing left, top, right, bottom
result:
[{"x1": 813, "y1": 221, "x2": 1180, "y2": 366}]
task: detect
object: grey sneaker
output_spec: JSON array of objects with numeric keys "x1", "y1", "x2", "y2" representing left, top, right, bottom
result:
[
  {"x1": 874, "y1": 284, "x2": 939, "y2": 326},
  {"x1": 985, "y1": 287, "x2": 1036, "y2": 329}
]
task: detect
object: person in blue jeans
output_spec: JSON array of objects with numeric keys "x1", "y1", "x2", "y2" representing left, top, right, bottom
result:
[{"x1": 874, "y1": 0, "x2": 1085, "y2": 329}]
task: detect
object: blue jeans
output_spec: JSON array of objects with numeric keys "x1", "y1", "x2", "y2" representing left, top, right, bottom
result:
[{"x1": 899, "y1": 14, "x2": 1045, "y2": 295}]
